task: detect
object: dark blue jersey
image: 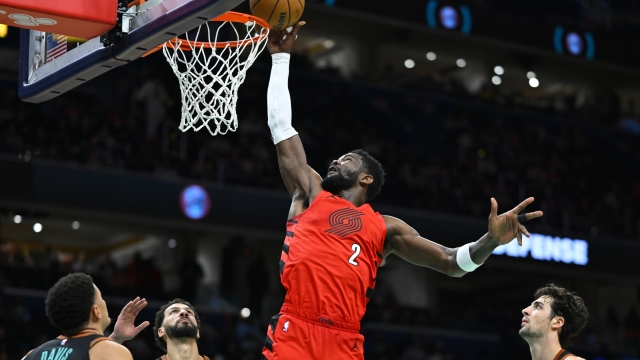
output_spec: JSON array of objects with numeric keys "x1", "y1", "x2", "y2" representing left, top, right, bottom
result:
[{"x1": 24, "y1": 333, "x2": 109, "y2": 360}]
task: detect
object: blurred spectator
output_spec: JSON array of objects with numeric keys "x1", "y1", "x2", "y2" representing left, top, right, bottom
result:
[
  {"x1": 402, "y1": 336, "x2": 427, "y2": 360},
  {"x1": 0, "y1": 327, "x2": 8, "y2": 359},
  {"x1": 247, "y1": 255, "x2": 269, "y2": 319},
  {"x1": 0, "y1": 37, "x2": 639, "y2": 360},
  {"x1": 1, "y1": 58, "x2": 638, "y2": 241},
  {"x1": 180, "y1": 250, "x2": 204, "y2": 303},
  {"x1": 624, "y1": 305, "x2": 640, "y2": 346},
  {"x1": 134, "y1": 75, "x2": 169, "y2": 139}
]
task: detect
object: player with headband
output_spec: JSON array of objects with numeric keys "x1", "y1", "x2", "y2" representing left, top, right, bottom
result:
[{"x1": 261, "y1": 22, "x2": 544, "y2": 360}]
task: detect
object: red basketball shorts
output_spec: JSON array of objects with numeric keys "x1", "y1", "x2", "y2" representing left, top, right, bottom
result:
[{"x1": 261, "y1": 305, "x2": 364, "y2": 360}]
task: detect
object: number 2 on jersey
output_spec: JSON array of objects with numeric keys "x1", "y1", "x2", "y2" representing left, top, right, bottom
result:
[{"x1": 349, "y1": 243, "x2": 361, "y2": 266}]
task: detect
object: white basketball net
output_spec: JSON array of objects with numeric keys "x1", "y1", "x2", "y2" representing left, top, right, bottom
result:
[{"x1": 162, "y1": 19, "x2": 269, "y2": 136}]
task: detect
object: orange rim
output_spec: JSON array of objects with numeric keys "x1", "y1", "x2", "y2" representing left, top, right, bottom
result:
[
  {"x1": 128, "y1": 0, "x2": 145, "y2": 8},
  {"x1": 142, "y1": 11, "x2": 269, "y2": 57}
]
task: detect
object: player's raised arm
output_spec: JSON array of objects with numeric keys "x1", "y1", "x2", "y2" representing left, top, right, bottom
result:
[
  {"x1": 266, "y1": 22, "x2": 322, "y2": 213},
  {"x1": 109, "y1": 296, "x2": 150, "y2": 344},
  {"x1": 383, "y1": 197, "x2": 543, "y2": 277}
]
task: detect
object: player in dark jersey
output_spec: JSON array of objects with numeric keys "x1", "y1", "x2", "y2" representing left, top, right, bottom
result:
[
  {"x1": 520, "y1": 284, "x2": 589, "y2": 360},
  {"x1": 153, "y1": 298, "x2": 210, "y2": 360},
  {"x1": 262, "y1": 22, "x2": 544, "y2": 360},
  {"x1": 22, "y1": 273, "x2": 149, "y2": 360}
]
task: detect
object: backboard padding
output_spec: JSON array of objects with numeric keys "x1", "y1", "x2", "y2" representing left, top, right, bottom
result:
[{"x1": 19, "y1": 0, "x2": 245, "y2": 103}]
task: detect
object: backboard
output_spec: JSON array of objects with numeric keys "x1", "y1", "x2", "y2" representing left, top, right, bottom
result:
[{"x1": 17, "y1": 0, "x2": 244, "y2": 103}]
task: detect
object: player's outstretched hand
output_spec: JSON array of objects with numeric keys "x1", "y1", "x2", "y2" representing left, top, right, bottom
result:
[
  {"x1": 110, "y1": 297, "x2": 150, "y2": 344},
  {"x1": 267, "y1": 21, "x2": 305, "y2": 55},
  {"x1": 488, "y1": 197, "x2": 543, "y2": 246}
]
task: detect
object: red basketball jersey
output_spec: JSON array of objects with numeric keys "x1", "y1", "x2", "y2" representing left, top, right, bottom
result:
[{"x1": 279, "y1": 190, "x2": 387, "y2": 324}]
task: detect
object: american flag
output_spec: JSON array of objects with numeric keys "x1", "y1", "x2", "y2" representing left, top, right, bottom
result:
[{"x1": 46, "y1": 33, "x2": 67, "y2": 62}]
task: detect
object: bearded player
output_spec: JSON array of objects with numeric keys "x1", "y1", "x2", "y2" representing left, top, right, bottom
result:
[
  {"x1": 153, "y1": 299, "x2": 210, "y2": 360},
  {"x1": 262, "y1": 23, "x2": 543, "y2": 360},
  {"x1": 520, "y1": 284, "x2": 589, "y2": 360}
]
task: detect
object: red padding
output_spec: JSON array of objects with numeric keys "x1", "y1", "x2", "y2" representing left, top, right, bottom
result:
[{"x1": 0, "y1": 0, "x2": 117, "y2": 39}]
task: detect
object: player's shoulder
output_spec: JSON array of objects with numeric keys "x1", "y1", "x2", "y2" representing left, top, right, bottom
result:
[
  {"x1": 90, "y1": 339, "x2": 133, "y2": 360},
  {"x1": 566, "y1": 356, "x2": 585, "y2": 360},
  {"x1": 381, "y1": 215, "x2": 411, "y2": 233}
]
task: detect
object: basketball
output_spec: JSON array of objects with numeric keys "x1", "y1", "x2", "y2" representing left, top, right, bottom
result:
[{"x1": 250, "y1": 0, "x2": 305, "y2": 30}]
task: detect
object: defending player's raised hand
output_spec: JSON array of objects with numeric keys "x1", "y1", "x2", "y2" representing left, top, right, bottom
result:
[
  {"x1": 109, "y1": 297, "x2": 150, "y2": 344},
  {"x1": 267, "y1": 21, "x2": 305, "y2": 54},
  {"x1": 488, "y1": 197, "x2": 543, "y2": 246}
]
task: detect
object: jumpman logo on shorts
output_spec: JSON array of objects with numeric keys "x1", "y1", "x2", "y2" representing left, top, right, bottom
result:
[{"x1": 350, "y1": 340, "x2": 358, "y2": 351}]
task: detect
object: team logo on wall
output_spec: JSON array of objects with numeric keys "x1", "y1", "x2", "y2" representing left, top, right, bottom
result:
[{"x1": 325, "y1": 208, "x2": 364, "y2": 237}]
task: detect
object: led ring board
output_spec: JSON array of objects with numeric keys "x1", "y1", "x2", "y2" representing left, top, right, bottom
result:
[
  {"x1": 426, "y1": 1, "x2": 471, "y2": 35},
  {"x1": 553, "y1": 26, "x2": 595, "y2": 60}
]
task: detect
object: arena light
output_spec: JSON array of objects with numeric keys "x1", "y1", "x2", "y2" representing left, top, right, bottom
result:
[
  {"x1": 72, "y1": 221, "x2": 80, "y2": 230},
  {"x1": 180, "y1": 185, "x2": 211, "y2": 220},
  {"x1": 527, "y1": 71, "x2": 536, "y2": 79},
  {"x1": 494, "y1": 66, "x2": 504, "y2": 75},
  {"x1": 33, "y1": 223, "x2": 43, "y2": 233},
  {"x1": 493, "y1": 233, "x2": 588, "y2": 265},
  {"x1": 168, "y1": 239, "x2": 177, "y2": 248},
  {"x1": 439, "y1": 6, "x2": 459, "y2": 29},
  {"x1": 323, "y1": 39, "x2": 335, "y2": 49},
  {"x1": 565, "y1": 32, "x2": 583, "y2": 55},
  {"x1": 13, "y1": 215, "x2": 22, "y2": 224},
  {"x1": 491, "y1": 76, "x2": 502, "y2": 85},
  {"x1": 0, "y1": 25, "x2": 7, "y2": 38},
  {"x1": 529, "y1": 78, "x2": 539, "y2": 88},
  {"x1": 456, "y1": 58, "x2": 466, "y2": 68},
  {"x1": 240, "y1": 308, "x2": 251, "y2": 318},
  {"x1": 404, "y1": 59, "x2": 415, "y2": 69},
  {"x1": 426, "y1": 52, "x2": 437, "y2": 61}
]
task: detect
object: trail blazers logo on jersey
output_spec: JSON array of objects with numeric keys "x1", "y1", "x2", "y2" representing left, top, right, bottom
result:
[{"x1": 325, "y1": 208, "x2": 364, "y2": 237}]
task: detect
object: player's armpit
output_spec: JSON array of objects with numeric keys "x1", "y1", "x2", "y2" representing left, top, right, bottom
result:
[
  {"x1": 89, "y1": 339, "x2": 133, "y2": 360},
  {"x1": 382, "y1": 215, "x2": 456, "y2": 276},
  {"x1": 308, "y1": 165, "x2": 323, "y2": 203}
]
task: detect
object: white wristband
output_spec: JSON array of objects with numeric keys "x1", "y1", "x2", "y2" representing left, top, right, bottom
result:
[
  {"x1": 268, "y1": 53, "x2": 298, "y2": 144},
  {"x1": 456, "y1": 243, "x2": 482, "y2": 272}
]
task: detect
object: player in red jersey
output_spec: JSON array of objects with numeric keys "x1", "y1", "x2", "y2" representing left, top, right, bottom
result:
[{"x1": 262, "y1": 23, "x2": 543, "y2": 360}]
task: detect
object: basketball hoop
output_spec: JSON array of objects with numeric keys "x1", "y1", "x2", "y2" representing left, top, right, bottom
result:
[{"x1": 144, "y1": 12, "x2": 270, "y2": 136}]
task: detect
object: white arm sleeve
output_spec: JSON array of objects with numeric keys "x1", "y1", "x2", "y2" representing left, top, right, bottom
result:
[{"x1": 267, "y1": 53, "x2": 298, "y2": 145}]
